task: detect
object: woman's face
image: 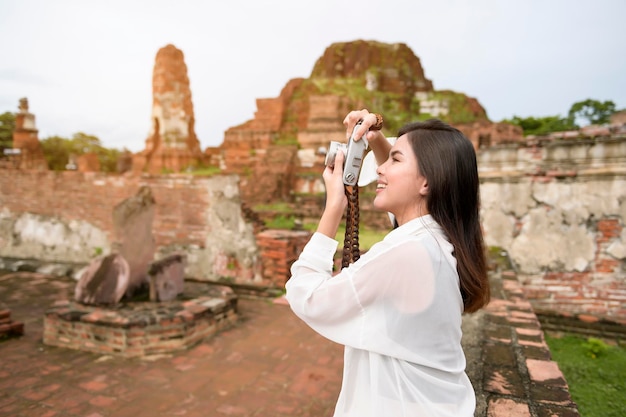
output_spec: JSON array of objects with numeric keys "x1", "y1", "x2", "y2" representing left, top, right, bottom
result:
[{"x1": 374, "y1": 135, "x2": 429, "y2": 225}]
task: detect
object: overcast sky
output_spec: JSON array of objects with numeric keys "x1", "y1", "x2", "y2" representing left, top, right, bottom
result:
[{"x1": 1, "y1": 0, "x2": 624, "y2": 152}]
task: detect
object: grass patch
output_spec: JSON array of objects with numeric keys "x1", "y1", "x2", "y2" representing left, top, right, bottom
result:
[
  {"x1": 264, "y1": 217, "x2": 387, "y2": 252},
  {"x1": 545, "y1": 332, "x2": 626, "y2": 417},
  {"x1": 189, "y1": 166, "x2": 222, "y2": 176},
  {"x1": 265, "y1": 215, "x2": 297, "y2": 229},
  {"x1": 334, "y1": 224, "x2": 386, "y2": 251},
  {"x1": 253, "y1": 202, "x2": 293, "y2": 213}
]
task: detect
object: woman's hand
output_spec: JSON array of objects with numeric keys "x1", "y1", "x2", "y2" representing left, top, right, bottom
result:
[
  {"x1": 343, "y1": 109, "x2": 383, "y2": 143},
  {"x1": 343, "y1": 109, "x2": 391, "y2": 166},
  {"x1": 316, "y1": 150, "x2": 348, "y2": 238},
  {"x1": 323, "y1": 150, "x2": 348, "y2": 210}
]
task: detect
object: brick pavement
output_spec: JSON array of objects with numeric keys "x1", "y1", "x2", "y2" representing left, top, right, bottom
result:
[
  {"x1": 0, "y1": 273, "x2": 344, "y2": 417},
  {"x1": 1, "y1": 267, "x2": 580, "y2": 417}
]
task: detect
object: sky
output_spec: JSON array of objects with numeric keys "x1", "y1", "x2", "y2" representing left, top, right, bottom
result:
[{"x1": 1, "y1": 0, "x2": 625, "y2": 152}]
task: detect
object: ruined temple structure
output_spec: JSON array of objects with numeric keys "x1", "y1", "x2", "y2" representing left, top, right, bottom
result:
[
  {"x1": 74, "y1": 186, "x2": 188, "y2": 305},
  {"x1": 133, "y1": 44, "x2": 205, "y2": 174},
  {"x1": 456, "y1": 119, "x2": 525, "y2": 148},
  {"x1": 220, "y1": 40, "x2": 523, "y2": 205},
  {"x1": 9, "y1": 98, "x2": 48, "y2": 170}
]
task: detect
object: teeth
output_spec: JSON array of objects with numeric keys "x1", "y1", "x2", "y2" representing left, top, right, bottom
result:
[{"x1": 377, "y1": 184, "x2": 386, "y2": 189}]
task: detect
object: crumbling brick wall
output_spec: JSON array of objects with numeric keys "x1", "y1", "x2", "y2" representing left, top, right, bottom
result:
[{"x1": 0, "y1": 172, "x2": 259, "y2": 283}]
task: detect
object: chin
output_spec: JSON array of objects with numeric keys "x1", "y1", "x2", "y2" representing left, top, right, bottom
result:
[{"x1": 373, "y1": 198, "x2": 390, "y2": 213}]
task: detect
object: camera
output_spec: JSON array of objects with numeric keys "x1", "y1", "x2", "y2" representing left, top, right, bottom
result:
[{"x1": 324, "y1": 121, "x2": 368, "y2": 186}]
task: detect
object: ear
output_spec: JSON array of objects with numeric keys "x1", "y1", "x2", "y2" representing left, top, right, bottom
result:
[{"x1": 418, "y1": 179, "x2": 429, "y2": 196}]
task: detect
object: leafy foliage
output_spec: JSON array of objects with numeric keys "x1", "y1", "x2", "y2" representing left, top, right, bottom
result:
[
  {"x1": 503, "y1": 98, "x2": 619, "y2": 136},
  {"x1": 502, "y1": 115, "x2": 577, "y2": 136},
  {"x1": 568, "y1": 99, "x2": 616, "y2": 125},
  {"x1": 0, "y1": 111, "x2": 16, "y2": 153},
  {"x1": 39, "y1": 136, "x2": 71, "y2": 171},
  {"x1": 40, "y1": 132, "x2": 122, "y2": 172},
  {"x1": 582, "y1": 337, "x2": 610, "y2": 358}
]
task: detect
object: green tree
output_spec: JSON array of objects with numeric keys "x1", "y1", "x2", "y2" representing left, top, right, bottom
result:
[
  {"x1": 568, "y1": 99, "x2": 616, "y2": 125},
  {"x1": 0, "y1": 111, "x2": 16, "y2": 154},
  {"x1": 40, "y1": 133, "x2": 122, "y2": 172},
  {"x1": 71, "y1": 132, "x2": 124, "y2": 172},
  {"x1": 69, "y1": 132, "x2": 102, "y2": 154},
  {"x1": 40, "y1": 135, "x2": 73, "y2": 170},
  {"x1": 97, "y1": 147, "x2": 122, "y2": 173},
  {"x1": 503, "y1": 115, "x2": 577, "y2": 136}
]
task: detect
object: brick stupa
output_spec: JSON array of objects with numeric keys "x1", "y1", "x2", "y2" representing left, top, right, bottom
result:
[
  {"x1": 220, "y1": 40, "x2": 523, "y2": 205},
  {"x1": 133, "y1": 44, "x2": 204, "y2": 174},
  {"x1": 11, "y1": 98, "x2": 48, "y2": 170}
]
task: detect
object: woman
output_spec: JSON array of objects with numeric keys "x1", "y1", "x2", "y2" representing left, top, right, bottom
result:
[{"x1": 285, "y1": 109, "x2": 490, "y2": 416}]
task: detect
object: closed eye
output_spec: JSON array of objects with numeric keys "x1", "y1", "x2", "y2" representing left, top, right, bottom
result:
[{"x1": 389, "y1": 149, "x2": 403, "y2": 163}]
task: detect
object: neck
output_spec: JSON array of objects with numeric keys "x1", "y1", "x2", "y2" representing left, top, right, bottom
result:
[{"x1": 394, "y1": 209, "x2": 430, "y2": 227}]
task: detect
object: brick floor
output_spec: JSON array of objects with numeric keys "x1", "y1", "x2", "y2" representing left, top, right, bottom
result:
[
  {"x1": 0, "y1": 273, "x2": 343, "y2": 417},
  {"x1": 1, "y1": 268, "x2": 581, "y2": 417}
]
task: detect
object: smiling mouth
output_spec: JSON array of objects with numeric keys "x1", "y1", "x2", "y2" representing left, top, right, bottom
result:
[{"x1": 377, "y1": 183, "x2": 387, "y2": 189}]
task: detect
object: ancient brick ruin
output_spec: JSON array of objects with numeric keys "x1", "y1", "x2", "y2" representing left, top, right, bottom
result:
[
  {"x1": 1, "y1": 39, "x2": 624, "y2": 333},
  {"x1": 219, "y1": 40, "x2": 523, "y2": 205},
  {"x1": 133, "y1": 44, "x2": 205, "y2": 174},
  {"x1": 44, "y1": 282, "x2": 238, "y2": 357},
  {"x1": 6, "y1": 98, "x2": 48, "y2": 170}
]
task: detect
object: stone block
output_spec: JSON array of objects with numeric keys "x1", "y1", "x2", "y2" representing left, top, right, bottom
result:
[
  {"x1": 148, "y1": 253, "x2": 186, "y2": 301},
  {"x1": 74, "y1": 253, "x2": 129, "y2": 305}
]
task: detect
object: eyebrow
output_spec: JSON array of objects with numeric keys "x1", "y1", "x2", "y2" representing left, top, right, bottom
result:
[{"x1": 390, "y1": 150, "x2": 403, "y2": 158}]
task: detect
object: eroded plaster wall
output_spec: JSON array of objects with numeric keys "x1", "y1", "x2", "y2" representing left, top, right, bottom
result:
[
  {"x1": 0, "y1": 172, "x2": 259, "y2": 282},
  {"x1": 478, "y1": 137, "x2": 626, "y2": 323}
]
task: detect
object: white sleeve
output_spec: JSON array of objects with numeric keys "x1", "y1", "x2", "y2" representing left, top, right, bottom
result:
[
  {"x1": 286, "y1": 235, "x2": 455, "y2": 361},
  {"x1": 285, "y1": 232, "x2": 366, "y2": 345}
]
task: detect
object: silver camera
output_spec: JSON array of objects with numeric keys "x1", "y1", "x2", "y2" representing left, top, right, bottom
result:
[{"x1": 324, "y1": 121, "x2": 368, "y2": 186}]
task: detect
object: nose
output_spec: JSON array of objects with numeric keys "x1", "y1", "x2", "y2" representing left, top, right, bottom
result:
[{"x1": 376, "y1": 159, "x2": 388, "y2": 176}]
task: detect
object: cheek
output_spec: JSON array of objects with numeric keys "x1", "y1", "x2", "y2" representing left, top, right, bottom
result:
[{"x1": 394, "y1": 171, "x2": 421, "y2": 194}]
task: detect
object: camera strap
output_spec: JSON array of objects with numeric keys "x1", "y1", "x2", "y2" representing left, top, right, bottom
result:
[{"x1": 342, "y1": 184, "x2": 360, "y2": 269}]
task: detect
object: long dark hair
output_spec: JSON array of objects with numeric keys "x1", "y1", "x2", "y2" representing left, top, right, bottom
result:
[{"x1": 398, "y1": 119, "x2": 489, "y2": 313}]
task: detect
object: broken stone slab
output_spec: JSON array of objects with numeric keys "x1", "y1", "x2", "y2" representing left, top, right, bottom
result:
[
  {"x1": 74, "y1": 253, "x2": 129, "y2": 305},
  {"x1": 112, "y1": 186, "x2": 156, "y2": 297},
  {"x1": 148, "y1": 253, "x2": 186, "y2": 302}
]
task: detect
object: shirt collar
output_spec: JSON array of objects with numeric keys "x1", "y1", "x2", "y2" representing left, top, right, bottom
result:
[{"x1": 383, "y1": 214, "x2": 444, "y2": 242}]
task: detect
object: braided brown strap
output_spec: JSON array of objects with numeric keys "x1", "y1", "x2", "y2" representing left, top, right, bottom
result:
[{"x1": 342, "y1": 185, "x2": 360, "y2": 269}]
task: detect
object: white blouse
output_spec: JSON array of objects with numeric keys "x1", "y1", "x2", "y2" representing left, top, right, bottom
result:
[{"x1": 285, "y1": 215, "x2": 475, "y2": 417}]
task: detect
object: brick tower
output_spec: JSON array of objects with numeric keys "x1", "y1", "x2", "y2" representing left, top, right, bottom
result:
[
  {"x1": 11, "y1": 98, "x2": 48, "y2": 170},
  {"x1": 133, "y1": 44, "x2": 205, "y2": 174}
]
